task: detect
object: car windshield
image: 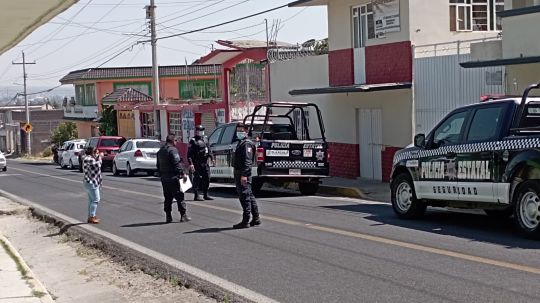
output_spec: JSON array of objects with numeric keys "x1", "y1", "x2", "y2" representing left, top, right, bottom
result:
[
  {"x1": 136, "y1": 141, "x2": 161, "y2": 149},
  {"x1": 100, "y1": 139, "x2": 122, "y2": 147}
]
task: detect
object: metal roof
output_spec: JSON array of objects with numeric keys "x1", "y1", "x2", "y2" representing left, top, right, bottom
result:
[
  {"x1": 60, "y1": 65, "x2": 222, "y2": 84},
  {"x1": 0, "y1": 0, "x2": 78, "y2": 55},
  {"x1": 102, "y1": 88, "x2": 153, "y2": 106}
]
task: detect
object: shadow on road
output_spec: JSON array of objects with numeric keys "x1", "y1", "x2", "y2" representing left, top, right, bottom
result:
[
  {"x1": 121, "y1": 221, "x2": 176, "y2": 227},
  {"x1": 184, "y1": 227, "x2": 235, "y2": 234},
  {"x1": 322, "y1": 204, "x2": 540, "y2": 249},
  {"x1": 44, "y1": 223, "x2": 86, "y2": 237}
]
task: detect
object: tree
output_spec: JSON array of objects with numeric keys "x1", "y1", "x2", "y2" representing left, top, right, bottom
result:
[
  {"x1": 99, "y1": 106, "x2": 117, "y2": 136},
  {"x1": 50, "y1": 122, "x2": 78, "y2": 146}
]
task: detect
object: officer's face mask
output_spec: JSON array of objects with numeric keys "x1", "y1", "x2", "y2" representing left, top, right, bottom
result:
[
  {"x1": 196, "y1": 130, "x2": 204, "y2": 137},
  {"x1": 236, "y1": 132, "x2": 247, "y2": 140}
]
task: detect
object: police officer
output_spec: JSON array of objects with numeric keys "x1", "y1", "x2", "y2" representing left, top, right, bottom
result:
[
  {"x1": 232, "y1": 123, "x2": 260, "y2": 229},
  {"x1": 156, "y1": 135, "x2": 191, "y2": 223},
  {"x1": 188, "y1": 125, "x2": 214, "y2": 201}
]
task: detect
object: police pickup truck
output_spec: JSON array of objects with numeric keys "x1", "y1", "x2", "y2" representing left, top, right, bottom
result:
[
  {"x1": 391, "y1": 83, "x2": 540, "y2": 238},
  {"x1": 209, "y1": 102, "x2": 330, "y2": 195}
]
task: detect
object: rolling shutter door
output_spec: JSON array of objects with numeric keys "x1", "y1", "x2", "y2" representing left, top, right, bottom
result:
[{"x1": 201, "y1": 112, "x2": 216, "y2": 135}]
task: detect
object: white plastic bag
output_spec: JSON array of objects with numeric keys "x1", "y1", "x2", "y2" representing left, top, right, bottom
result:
[{"x1": 179, "y1": 177, "x2": 192, "y2": 193}]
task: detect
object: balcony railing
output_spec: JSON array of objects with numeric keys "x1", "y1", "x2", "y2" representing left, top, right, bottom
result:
[{"x1": 63, "y1": 104, "x2": 98, "y2": 119}]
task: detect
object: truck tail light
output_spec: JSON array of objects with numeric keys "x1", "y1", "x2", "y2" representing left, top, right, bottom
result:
[
  {"x1": 256, "y1": 147, "x2": 265, "y2": 162},
  {"x1": 134, "y1": 150, "x2": 144, "y2": 158},
  {"x1": 327, "y1": 151, "x2": 331, "y2": 161}
]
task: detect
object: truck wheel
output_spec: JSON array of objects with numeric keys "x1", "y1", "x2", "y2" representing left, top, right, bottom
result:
[
  {"x1": 299, "y1": 182, "x2": 319, "y2": 195},
  {"x1": 513, "y1": 180, "x2": 540, "y2": 239},
  {"x1": 391, "y1": 173, "x2": 426, "y2": 219}
]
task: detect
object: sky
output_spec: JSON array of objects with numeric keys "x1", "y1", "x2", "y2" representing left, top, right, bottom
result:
[{"x1": 0, "y1": 0, "x2": 328, "y2": 94}]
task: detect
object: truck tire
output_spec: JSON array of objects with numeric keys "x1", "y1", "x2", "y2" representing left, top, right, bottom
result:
[
  {"x1": 391, "y1": 173, "x2": 426, "y2": 219},
  {"x1": 299, "y1": 182, "x2": 319, "y2": 195},
  {"x1": 513, "y1": 180, "x2": 540, "y2": 239}
]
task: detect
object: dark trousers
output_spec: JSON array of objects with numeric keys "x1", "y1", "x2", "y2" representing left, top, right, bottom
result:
[
  {"x1": 193, "y1": 164, "x2": 210, "y2": 196},
  {"x1": 234, "y1": 173, "x2": 258, "y2": 222},
  {"x1": 161, "y1": 179, "x2": 187, "y2": 215}
]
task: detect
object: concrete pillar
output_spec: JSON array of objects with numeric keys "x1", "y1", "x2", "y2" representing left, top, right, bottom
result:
[
  {"x1": 134, "y1": 110, "x2": 141, "y2": 138},
  {"x1": 160, "y1": 109, "x2": 168, "y2": 141}
]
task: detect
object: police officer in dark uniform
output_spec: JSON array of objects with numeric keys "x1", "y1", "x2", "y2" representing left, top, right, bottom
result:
[
  {"x1": 156, "y1": 135, "x2": 191, "y2": 223},
  {"x1": 188, "y1": 125, "x2": 214, "y2": 201},
  {"x1": 232, "y1": 123, "x2": 260, "y2": 229}
]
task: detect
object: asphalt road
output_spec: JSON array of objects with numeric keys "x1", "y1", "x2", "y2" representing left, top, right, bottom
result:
[{"x1": 2, "y1": 160, "x2": 540, "y2": 303}]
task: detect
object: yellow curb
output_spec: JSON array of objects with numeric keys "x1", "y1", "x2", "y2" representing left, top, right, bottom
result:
[{"x1": 319, "y1": 185, "x2": 367, "y2": 199}]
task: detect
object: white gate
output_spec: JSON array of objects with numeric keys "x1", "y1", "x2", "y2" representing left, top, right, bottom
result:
[
  {"x1": 414, "y1": 40, "x2": 505, "y2": 134},
  {"x1": 359, "y1": 108, "x2": 383, "y2": 181}
]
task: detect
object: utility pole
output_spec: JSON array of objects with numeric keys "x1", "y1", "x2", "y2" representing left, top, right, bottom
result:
[
  {"x1": 265, "y1": 19, "x2": 272, "y2": 103},
  {"x1": 147, "y1": 0, "x2": 161, "y2": 140},
  {"x1": 12, "y1": 51, "x2": 36, "y2": 155}
]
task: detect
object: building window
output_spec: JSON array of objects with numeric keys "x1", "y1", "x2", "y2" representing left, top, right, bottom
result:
[
  {"x1": 169, "y1": 112, "x2": 182, "y2": 140},
  {"x1": 83, "y1": 84, "x2": 96, "y2": 106},
  {"x1": 75, "y1": 85, "x2": 85, "y2": 105},
  {"x1": 450, "y1": 0, "x2": 504, "y2": 32},
  {"x1": 352, "y1": 3, "x2": 375, "y2": 48},
  {"x1": 141, "y1": 112, "x2": 155, "y2": 138},
  {"x1": 113, "y1": 82, "x2": 152, "y2": 96},
  {"x1": 179, "y1": 79, "x2": 219, "y2": 100}
]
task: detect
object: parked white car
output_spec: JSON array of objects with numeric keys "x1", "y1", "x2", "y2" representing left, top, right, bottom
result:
[
  {"x1": 60, "y1": 140, "x2": 87, "y2": 169},
  {"x1": 113, "y1": 139, "x2": 161, "y2": 177},
  {"x1": 0, "y1": 151, "x2": 7, "y2": 172}
]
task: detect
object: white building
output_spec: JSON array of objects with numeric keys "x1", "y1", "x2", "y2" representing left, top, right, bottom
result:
[{"x1": 271, "y1": 0, "x2": 506, "y2": 180}]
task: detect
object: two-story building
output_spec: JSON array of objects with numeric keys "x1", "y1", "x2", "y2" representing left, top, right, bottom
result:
[
  {"x1": 271, "y1": 0, "x2": 506, "y2": 181},
  {"x1": 59, "y1": 64, "x2": 222, "y2": 139},
  {"x1": 461, "y1": 0, "x2": 540, "y2": 94}
]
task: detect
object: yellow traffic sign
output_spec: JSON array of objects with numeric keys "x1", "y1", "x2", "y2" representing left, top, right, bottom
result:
[{"x1": 22, "y1": 123, "x2": 33, "y2": 133}]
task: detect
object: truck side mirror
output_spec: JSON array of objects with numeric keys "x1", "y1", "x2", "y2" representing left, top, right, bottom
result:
[{"x1": 414, "y1": 134, "x2": 426, "y2": 148}]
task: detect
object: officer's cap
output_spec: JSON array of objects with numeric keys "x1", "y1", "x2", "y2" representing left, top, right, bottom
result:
[{"x1": 195, "y1": 125, "x2": 205, "y2": 131}]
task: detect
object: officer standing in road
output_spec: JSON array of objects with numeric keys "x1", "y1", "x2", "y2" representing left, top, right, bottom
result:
[
  {"x1": 188, "y1": 125, "x2": 214, "y2": 201},
  {"x1": 232, "y1": 123, "x2": 260, "y2": 229},
  {"x1": 156, "y1": 135, "x2": 191, "y2": 223}
]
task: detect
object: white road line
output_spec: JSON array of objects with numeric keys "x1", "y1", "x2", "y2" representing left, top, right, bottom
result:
[
  {"x1": 8, "y1": 166, "x2": 540, "y2": 276},
  {"x1": 0, "y1": 188, "x2": 280, "y2": 303},
  {"x1": 0, "y1": 174, "x2": 22, "y2": 177}
]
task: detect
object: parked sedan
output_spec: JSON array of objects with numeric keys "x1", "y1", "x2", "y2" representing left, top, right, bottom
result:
[
  {"x1": 112, "y1": 139, "x2": 161, "y2": 177},
  {"x1": 0, "y1": 151, "x2": 7, "y2": 172},
  {"x1": 60, "y1": 140, "x2": 86, "y2": 169}
]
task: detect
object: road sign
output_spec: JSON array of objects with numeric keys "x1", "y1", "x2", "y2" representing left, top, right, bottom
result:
[{"x1": 22, "y1": 123, "x2": 33, "y2": 133}]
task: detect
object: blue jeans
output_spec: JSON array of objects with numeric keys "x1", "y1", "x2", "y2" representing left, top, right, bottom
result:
[{"x1": 84, "y1": 182, "x2": 100, "y2": 217}]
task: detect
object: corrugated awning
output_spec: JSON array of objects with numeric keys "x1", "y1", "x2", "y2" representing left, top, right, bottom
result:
[
  {"x1": 0, "y1": 0, "x2": 78, "y2": 55},
  {"x1": 460, "y1": 56, "x2": 540, "y2": 68},
  {"x1": 289, "y1": 82, "x2": 412, "y2": 96}
]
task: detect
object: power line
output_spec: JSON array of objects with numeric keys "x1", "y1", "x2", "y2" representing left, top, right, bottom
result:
[
  {"x1": 34, "y1": 0, "x2": 128, "y2": 61},
  {"x1": 151, "y1": 3, "x2": 289, "y2": 41},
  {"x1": 159, "y1": 0, "x2": 250, "y2": 31},
  {"x1": 25, "y1": 0, "x2": 95, "y2": 56}
]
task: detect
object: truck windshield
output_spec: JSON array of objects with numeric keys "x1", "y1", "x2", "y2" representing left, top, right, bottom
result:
[{"x1": 248, "y1": 104, "x2": 325, "y2": 141}]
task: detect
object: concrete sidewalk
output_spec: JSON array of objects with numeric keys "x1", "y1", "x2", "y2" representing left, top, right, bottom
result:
[
  {"x1": 0, "y1": 234, "x2": 54, "y2": 303},
  {"x1": 320, "y1": 177, "x2": 391, "y2": 202}
]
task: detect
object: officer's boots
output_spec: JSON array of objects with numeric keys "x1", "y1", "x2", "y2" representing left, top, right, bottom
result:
[
  {"x1": 203, "y1": 192, "x2": 214, "y2": 201},
  {"x1": 165, "y1": 212, "x2": 173, "y2": 224},
  {"x1": 193, "y1": 191, "x2": 204, "y2": 201},
  {"x1": 233, "y1": 214, "x2": 251, "y2": 229},
  {"x1": 250, "y1": 215, "x2": 261, "y2": 227}
]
